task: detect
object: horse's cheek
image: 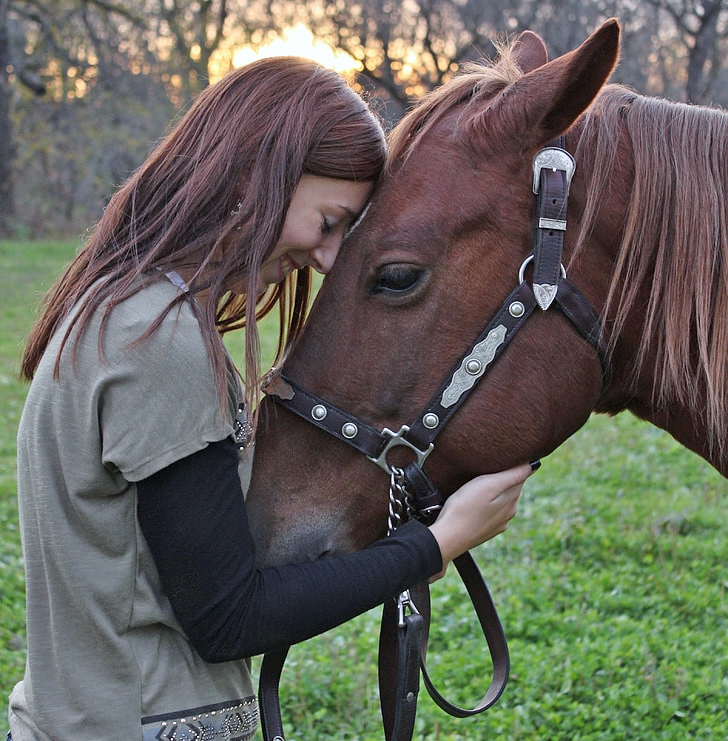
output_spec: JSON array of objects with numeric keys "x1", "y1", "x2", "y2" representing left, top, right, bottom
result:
[
  {"x1": 430, "y1": 318, "x2": 602, "y2": 484},
  {"x1": 246, "y1": 402, "x2": 392, "y2": 564}
]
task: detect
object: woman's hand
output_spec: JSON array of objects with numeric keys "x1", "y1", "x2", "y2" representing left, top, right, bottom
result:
[{"x1": 427, "y1": 462, "x2": 535, "y2": 580}]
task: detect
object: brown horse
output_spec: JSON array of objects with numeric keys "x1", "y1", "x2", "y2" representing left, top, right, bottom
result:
[{"x1": 246, "y1": 18, "x2": 728, "y2": 568}]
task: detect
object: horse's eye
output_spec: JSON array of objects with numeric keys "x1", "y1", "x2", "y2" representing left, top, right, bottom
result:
[{"x1": 371, "y1": 265, "x2": 424, "y2": 295}]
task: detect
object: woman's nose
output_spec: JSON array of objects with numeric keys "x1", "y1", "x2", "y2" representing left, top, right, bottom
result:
[{"x1": 309, "y1": 239, "x2": 342, "y2": 275}]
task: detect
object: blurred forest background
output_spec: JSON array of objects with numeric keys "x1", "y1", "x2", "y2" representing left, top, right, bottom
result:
[{"x1": 3, "y1": 0, "x2": 728, "y2": 238}]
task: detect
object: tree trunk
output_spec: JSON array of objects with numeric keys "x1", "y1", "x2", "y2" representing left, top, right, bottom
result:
[
  {"x1": 685, "y1": 0, "x2": 721, "y2": 104},
  {"x1": 0, "y1": 0, "x2": 15, "y2": 236}
]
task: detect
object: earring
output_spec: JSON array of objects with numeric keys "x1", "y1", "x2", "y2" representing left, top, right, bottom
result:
[{"x1": 231, "y1": 199, "x2": 243, "y2": 230}]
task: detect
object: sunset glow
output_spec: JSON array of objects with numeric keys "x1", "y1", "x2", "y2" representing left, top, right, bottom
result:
[{"x1": 232, "y1": 25, "x2": 360, "y2": 75}]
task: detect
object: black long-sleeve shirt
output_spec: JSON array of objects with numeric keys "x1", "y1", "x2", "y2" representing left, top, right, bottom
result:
[{"x1": 136, "y1": 437, "x2": 442, "y2": 662}]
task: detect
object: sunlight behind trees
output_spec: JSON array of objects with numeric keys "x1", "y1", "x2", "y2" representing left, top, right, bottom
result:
[
  {"x1": 5, "y1": 0, "x2": 728, "y2": 237},
  {"x1": 229, "y1": 24, "x2": 360, "y2": 78}
]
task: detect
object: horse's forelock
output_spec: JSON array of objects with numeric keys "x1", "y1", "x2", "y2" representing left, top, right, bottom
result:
[
  {"x1": 386, "y1": 40, "x2": 524, "y2": 169},
  {"x1": 579, "y1": 86, "x2": 728, "y2": 461}
]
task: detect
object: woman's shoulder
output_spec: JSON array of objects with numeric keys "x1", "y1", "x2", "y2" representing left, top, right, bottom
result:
[
  {"x1": 97, "y1": 277, "x2": 197, "y2": 342},
  {"x1": 111, "y1": 276, "x2": 195, "y2": 325},
  {"x1": 40, "y1": 276, "x2": 207, "y2": 384}
]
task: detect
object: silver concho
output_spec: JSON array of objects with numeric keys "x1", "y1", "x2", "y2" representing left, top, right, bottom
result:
[
  {"x1": 440, "y1": 324, "x2": 507, "y2": 408},
  {"x1": 509, "y1": 301, "x2": 525, "y2": 318},
  {"x1": 422, "y1": 413, "x2": 439, "y2": 429}
]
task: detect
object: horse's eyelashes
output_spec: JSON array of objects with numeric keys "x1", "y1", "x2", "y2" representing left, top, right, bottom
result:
[{"x1": 370, "y1": 265, "x2": 425, "y2": 296}]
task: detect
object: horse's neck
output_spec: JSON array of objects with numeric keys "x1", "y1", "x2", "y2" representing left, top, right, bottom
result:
[
  {"x1": 566, "y1": 258, "x2": 724, "y2": 471},
  {"x1": 628, "y1": 397, "x2": 726, "y2": 477},
  {"x1": 588, "y1": 250, "x2": 725, "y2": 475}
]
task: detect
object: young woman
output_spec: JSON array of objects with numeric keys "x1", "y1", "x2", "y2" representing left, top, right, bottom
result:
[{"x1": 8, "y1": 57, "x2": 534, "y2": 741}]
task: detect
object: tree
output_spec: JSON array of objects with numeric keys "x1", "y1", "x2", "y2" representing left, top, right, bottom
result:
[
  {"x1": 7, "y1": 0, "x2": 728, "y2": 236},
  {"x1": 0, "y1": 0, "x2": 147, "y2": 235},
  {"x1": 145, "y1": 0, "x2": 231, "y2": 100},
  {"x1": 646, "y1": 0, "x2": 728, "y2": 103},
  {"x1": 0, "y1": 0, "x2": 15, "y2": 236},
  {"x1": 0, "y1": 0, "x2": 47, "y2": 236},
  {"x1": 259, "y1": 0, "x2": 705, "y2": 120},
  {"x1": 260, "y1": 0, "x2": 510, "y2": 121},
  {"x1": 4, "y1": 0, "x2": 245, "y2": 234}
]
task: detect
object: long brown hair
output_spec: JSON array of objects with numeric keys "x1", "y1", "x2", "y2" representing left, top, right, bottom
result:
[{"x1": 21, "y1": 56, "x2": 386, "y2": 421}]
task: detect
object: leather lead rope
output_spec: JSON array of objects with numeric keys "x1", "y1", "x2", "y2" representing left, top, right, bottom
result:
[
  {"x1": 378, "y1": 556, "x2": 510, "y2": 741},
  {"x1": 422, "y1": 553, "x2": 510, "y2": 716},
  {"x1": 379, "y1": 590, "x2": 426, "y2": 741},
  {"x1": 377, "y1": 465, "x2": 509, "y2": 741},
  {"x1": 258, "y1": 646, "x2": 289, "y2": 741},
  {"x1": 257, "y1": 501, "x2": 510, "y2": 741}
]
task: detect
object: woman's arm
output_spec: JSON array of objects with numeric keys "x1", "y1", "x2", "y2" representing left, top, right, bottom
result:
[
  {"x1": 137, "y1": 437, "x2": 531, "y2": 662},
  {"x1": 136, "y1": 437, "x2": 442, "y2": 661}
]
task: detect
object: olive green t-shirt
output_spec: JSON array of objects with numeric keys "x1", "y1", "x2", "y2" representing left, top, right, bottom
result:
[{"x1": 9, "y1": 279, "x2": 258, "y2": 741}]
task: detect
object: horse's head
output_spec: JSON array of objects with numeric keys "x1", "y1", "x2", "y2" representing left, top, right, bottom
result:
[{"x1": 247, "y1": 21, "x2": 621, "y2": 566}]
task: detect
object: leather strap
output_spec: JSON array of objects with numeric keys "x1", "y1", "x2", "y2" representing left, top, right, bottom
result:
[
  {"x1": 402, "y1": 462, "x2": 443, "y2": 523},
  {"x1": 421, "y1": 553, "x2": 509, "y2": 716},
  {"x1": 259, "y1": 646, "x2": 290, "y2": 741},
  {"x1": 533, "y1": 167, "x2": 568, "y2": 306},
  {"x1": 261, "y1": 371, "x2": 386, "y2": 460},
  {"x1": 405, "y1": 280, "x2": 538, "y2": 451},
  {"x1": 555, "y1": 277, "x2": 610, "y2": 384},
  {"x1": 378, "y1": 595, "x2": 425, "y2": 741},
  {"x1": 531, "y1": 139, "x2": 574, "y2": 310},
  {"x1": 378, "y1": 552, "x2": 509, "y2": 741},
  {"x1": 264, "y1": 278, "x2": 608, "y2": 466}
]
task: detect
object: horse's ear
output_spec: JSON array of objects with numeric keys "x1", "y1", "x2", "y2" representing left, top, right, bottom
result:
[
  {"x1": 511, "y1": 30, "x2": 548, "y2": 73},
  {"x1": 491, "y1": 18, "x2": 620, "y2": 147}
]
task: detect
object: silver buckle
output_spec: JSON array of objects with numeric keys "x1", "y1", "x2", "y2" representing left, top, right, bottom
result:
[
  {"x1": 368, "y1": 425, "x2": 433, "y2": 474},
  {"x1": 532, "y1": 147, "x2": 576, "y2": 195},
  {"x1": 397, "y1": 589, "x2": 420, "y2": 627}
]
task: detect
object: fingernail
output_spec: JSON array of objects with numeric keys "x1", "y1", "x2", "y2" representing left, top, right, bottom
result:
[{"x1": 529, "y1": 459, "x2": 541, "y2": 472}]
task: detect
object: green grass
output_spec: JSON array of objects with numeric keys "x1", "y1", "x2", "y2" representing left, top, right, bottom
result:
[
  {"x1": 269, "y1": 414, "x2": 728, "y2": 740},
  {"x1": 1, "y1": 240, "x2": 727, "y2": 740}
]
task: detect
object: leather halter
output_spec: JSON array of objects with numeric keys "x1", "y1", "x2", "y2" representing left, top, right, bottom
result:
[
  {"x1": 258, "y1": 142, "x2": 609, "y2": 741},
  {"x1": 262, "y1": 145, "x2": 608, "y2": 477}
]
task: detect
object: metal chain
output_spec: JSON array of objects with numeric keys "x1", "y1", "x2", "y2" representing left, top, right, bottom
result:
[
  {"x1": 387, "y1": 465, "x2": 416, "y2": 535},
  {"x1": 385, "y1": 466, "x2": 422, "y2": 630}
]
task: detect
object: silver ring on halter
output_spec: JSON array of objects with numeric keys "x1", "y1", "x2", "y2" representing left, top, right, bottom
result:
[{"x1": 518, "y1": 254, "x2": 567, "y2": 284}]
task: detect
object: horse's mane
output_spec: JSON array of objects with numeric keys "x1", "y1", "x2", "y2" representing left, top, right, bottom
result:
[
  {"x1": 576, "y1": 87, "x2": 728, "y2": 460},
  {"x1": 388, "y1": 45, "x2": 728, "y2": 462},
  {"x1": 387, "y1": 39, "x2": 523, "y2": 167}
]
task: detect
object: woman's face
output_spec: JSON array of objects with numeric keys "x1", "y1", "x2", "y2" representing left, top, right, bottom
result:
[{"x1": 258, "y1": 175, "x2": 374, "y2": 292}]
